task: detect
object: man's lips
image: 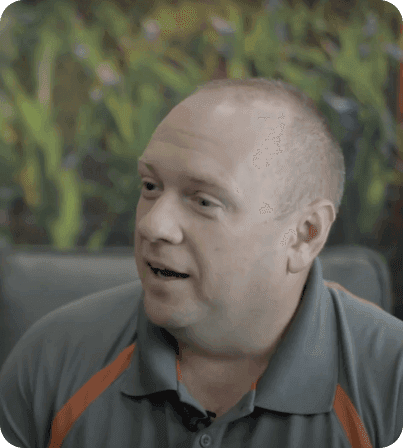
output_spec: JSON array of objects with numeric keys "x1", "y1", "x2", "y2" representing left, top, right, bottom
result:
[{"x1": 146, "y1": 260, "x2": 190, "y2": 277}]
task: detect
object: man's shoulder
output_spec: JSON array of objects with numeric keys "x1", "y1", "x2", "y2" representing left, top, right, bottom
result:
[
  {"x1": 43, "y1": 279, "x2": 143, "y2": 331},
  {"x1": 324, "y1": 279, "x2": 401, "y2": 326},
  {"x1": 324, "y1": 279, "x2": 403, "y2": 378},
  {"x1": 0, "y1": 280, "x2": 143, "y2": 448},
  {"x1": 1, "y1": 280, "x2": 143, "y2": 380},
  {"x1": 325, "y1": 280, "x2": 403, "y2": 446}
]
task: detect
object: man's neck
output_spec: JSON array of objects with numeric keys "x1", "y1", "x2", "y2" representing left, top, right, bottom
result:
[
  {"x1": 176, "y1": 347, "x2": 269, "y2": 417},
  {"x1": 173, "y1": 277, "x2": 307, "y2": 372},
  {"x1": 176, "y1": 341, "x2": 272, "y2": 387}
]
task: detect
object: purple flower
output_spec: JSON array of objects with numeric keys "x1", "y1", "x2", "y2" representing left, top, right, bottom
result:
[
  {"x1": 384, "y1": 43, "x2": 403, "y2": 62},
  {"x1": 210, "y1": 16, "x2": 235, "y2": 36},
  {"x1": 143, "y1": 20, "x2": 160, "y2": 42},
  {"x1": 363, "y1": 12, "x2": 377, "y2": 37},
  {"x1": 96, "y1": 62, "x2": 120, "y2": 86},
  {"x1": 90, "y1": 87, "x2": 103, "y2": 102},
  {"x1": 74, "y1": 44, "x2": 89, "y2": 59}
]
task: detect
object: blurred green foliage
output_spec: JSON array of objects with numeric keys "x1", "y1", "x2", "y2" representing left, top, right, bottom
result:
[{"x1": 0, "y1": 0, "x2": 401, "y2": 250}]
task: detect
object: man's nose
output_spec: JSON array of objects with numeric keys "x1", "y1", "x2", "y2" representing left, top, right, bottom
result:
[{"x1": 138, "y1": 194, "x2": 183, "y2": 244}]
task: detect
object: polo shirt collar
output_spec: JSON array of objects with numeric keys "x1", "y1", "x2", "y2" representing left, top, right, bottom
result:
[{"x1": 121, "y1": 257, "x2": 338, "y2": 415}]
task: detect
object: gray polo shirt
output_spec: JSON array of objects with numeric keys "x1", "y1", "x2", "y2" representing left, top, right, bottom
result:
[{"x1": 1, "y1": 257, "x2": 403, "y2": 448}]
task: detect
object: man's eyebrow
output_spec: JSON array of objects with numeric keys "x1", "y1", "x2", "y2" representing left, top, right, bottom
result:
[{"x1": 137, "y1": 159, "x2": 241, "y2": 206}]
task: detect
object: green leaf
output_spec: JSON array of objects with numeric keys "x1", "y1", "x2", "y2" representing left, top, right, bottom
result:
[
  {"x1": 48, "y1": 169, "x2": 82, "y2": 250},
  {"x1": 244, "y1": 13, "x2": 280, "y2": 60},
  {"x1": 280, "y1": 61, "x2": 300, "y2": 82},
  {"x1": 356, "y1": 153, "x2": 388, "y2": 234},
  {"x1": 18, "y1": 150, "x2": 41, "y2": 208},
  {"x1": 291, "y1": 46, "x2": 328, "y2": 67},
  {"x1": 227, "y1": 1, "x2": 245, "y2": 47},
  {"x1": 288, "y1": 3, "x2": 309, "y2": 42},
  {"x1": 367, "y1": 177, "x2": 384, "y2": 206},
  {"x1": 104, "y1": 92, "x2": 136, "y2": 144},
  {"x1": 332, "y1": 22, "x2": 385, "y2": 111},
  {"x1": 0, "y1": 9, "x2": 19, "y2": 61},
  {"x1": 18, "y1": 97, "x2": 62, "y2": 180},
  {"x1": 75, "y1": 104, "x2": 96, "y2": 158},
  {"x1": 2, "y1": 38, "x2": 63, "y2": 180},
  {"x1": 152, "y1": 59, "x2": 192, "y2": 94},
  {"x1": 228, "y1": 57, "x2": 250, "y2": 79},
  {"x1": 106, "y1": 131, "x2": 126, "y2": 158},
  {"x1": 94, "y1": 1, "x2": 131, "y2": 41},
  {"x1": 163, "y1": 47, "x2": 203, "y2": 83},
  {"x1": 137, "y1": 83, "x2": 163, "y2": 148},
  {"x1": 86, "y1": 221, "x2": 112, "y2": 253}
]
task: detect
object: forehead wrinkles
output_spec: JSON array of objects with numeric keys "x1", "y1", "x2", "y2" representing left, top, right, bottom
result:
[
  {"x1": 149, "y1": 126, "x2": 239, "y2": 178},
  {"x1": 249, "y1": 104, "x2": 295, "y2": 175},
  {"x1": 152, "y1": 117, "x2": 224, "y2": 149},
  {"x1": 150, "y1": 103, "x2": 250, "y2": 176}
]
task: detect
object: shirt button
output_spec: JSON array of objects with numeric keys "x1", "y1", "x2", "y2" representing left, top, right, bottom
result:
[{"x1": 200, "y1": 433, "x2": 212, "y2": 447}]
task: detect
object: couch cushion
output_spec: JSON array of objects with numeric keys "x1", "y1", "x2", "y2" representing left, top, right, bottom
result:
[
  {"x1": 0, "y1": 245, "x2": 138, "y2": 370},
  {"x1": 319, "y1": 244, "x2": 393, "y2": 315}
]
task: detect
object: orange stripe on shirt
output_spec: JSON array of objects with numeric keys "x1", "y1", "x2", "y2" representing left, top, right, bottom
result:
[
  {"x1": 325, "y1": 281, "x2": 374, "y2": 446},
  {"x1": 333, "y1": 384, "x2": 373, "y2": 448},
  {"x1": 47, "y1": 342, "x2": 136, "y2": 448}
]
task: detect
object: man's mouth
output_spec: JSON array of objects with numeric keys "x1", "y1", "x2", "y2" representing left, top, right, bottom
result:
[{"x1": 147, "y1": 263, "x2": 190, "y2": 279}]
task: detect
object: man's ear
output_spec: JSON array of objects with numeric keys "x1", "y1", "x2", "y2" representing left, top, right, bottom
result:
[{"x1": 288, "y1": 200, "x2": 336, "y2": 274}]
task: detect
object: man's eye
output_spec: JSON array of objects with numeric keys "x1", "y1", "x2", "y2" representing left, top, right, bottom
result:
[
  {"x1": 193, "y1": 196, "x2": 218, "y2": 208},
  {"x1": 140, "y1": 181, "x2": 156, "y2": 192},
  {"x1": 139, "y1": 181, "x2": 219, "y2": 209}
]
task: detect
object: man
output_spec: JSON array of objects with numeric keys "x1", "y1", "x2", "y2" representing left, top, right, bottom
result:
[
  {"x1": 134, "y1": 78, "x2": 341, "y2": 418},
  {"x1": 0, "y1": 78, "x2": 402, "y2": 448}
]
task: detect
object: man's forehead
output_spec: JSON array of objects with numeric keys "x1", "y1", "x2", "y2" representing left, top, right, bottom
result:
[
  {"x1": 143, "y1": 91, "x2": 295, "y2": 194},
  {"x1": 155, "y1": 93, "x2": 294, "y2": 157},
  {"x1": 152, "y1": 125, "x2": 223, "y2": 151},
  {"x1": 180, "y1": 90, "x2": 295, "y2": 124}
]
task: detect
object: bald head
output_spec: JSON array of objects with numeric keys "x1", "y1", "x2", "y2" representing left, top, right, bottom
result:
[
  {"x1": 185, "y1": 78, "x2": 346, "y2": 223},
  {"x1": 161, "y1": 88, "x2": 295, "y2": 166}
]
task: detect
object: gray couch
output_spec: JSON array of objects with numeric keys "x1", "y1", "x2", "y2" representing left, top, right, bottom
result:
[{"x1": 0, "y1": 239, "x2": 395, "y2": 371}]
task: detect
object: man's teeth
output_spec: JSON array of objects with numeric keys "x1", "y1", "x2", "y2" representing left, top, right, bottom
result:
[
  {"x1": 149, "y1": 263, "x2": 188, "y2": 278},
  {"x1": 160, "y1": 268, "x2": 178, "y2": 276}
]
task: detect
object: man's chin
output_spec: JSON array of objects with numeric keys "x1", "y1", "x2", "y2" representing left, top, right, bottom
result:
[
  {"x1": 142, "y1": 289, "x2": 207, "y2": 331},
  {"x1": 143, "y1": 295, "x2": 184, "y2": 326}
]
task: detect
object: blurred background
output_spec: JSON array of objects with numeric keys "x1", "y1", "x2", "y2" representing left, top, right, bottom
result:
[{"x1": 0, "y1": 0, "x2": 403, "y2": 314}]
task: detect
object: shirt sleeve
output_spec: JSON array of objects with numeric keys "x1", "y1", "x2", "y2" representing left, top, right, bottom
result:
[
  {"x1": 0, "y1": 338, "x2": 38, "y2": 448},
  {"x1": 0, "y1": 431, "x2": 22, "y2": 448},
  {"x1": 382, "y1": 432, "x2": 403, "y2": 448},
  {"x1": 391, "y1": 350, "x2": 403, "y2": 446}
]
